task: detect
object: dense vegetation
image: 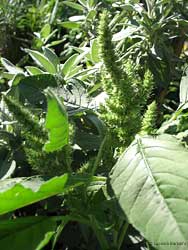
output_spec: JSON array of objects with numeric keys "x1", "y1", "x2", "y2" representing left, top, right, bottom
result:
[{"x1": 0, "y1": 0, "x2": 188, "y2": 249}]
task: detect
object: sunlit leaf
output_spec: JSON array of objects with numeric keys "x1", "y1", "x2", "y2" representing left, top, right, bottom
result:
[
  {"x1": 25, "y1": 49, "x2": 56, "y2": 74},
  {"x1": 111, "y1": 134, "x2": 188, "y2": 250},
  {"x1": 44, "y1": 89, "x2": 69, "y2": 152}
]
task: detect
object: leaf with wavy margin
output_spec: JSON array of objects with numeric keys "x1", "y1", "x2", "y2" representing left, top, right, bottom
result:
[{"x1": 0, "y1": 174, "x2": 91, "y2": 215}]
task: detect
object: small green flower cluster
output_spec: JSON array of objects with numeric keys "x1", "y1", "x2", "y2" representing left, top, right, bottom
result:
[
  {"x1": 141, "y1": 101, "x2": 158, "y2": 135},
  {"x1": 98, "y1": 11, "x2": 154, "y2": 148},
  {"x1": 3, "y1": 95, "x2": 71, "y2": 176}
]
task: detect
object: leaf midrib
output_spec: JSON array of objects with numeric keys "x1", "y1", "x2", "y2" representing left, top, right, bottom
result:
[{"x1": 136, "y1": 135, "x2": 186, "y2": 241}]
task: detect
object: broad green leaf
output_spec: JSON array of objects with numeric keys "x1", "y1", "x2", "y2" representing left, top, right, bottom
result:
[
  {"x1": 61, "y1": 53, "x2": 79, "y2": 76},
  {"x1": 0, "y1": 175, "x2": 67, "y2": 214},
  {"x1": 18, "y1": 74, "x2": 57, "y2": 90},
  {"x1": 60, "y1": 21, "x2": 81, "y2": 29},
  {"x1": 0, "y1": 173, "x2": 96, "y2": 215},
  {"x1": 44, "y1": 89, "x2": 69, "y2": 152},
  {"x1": 42, "y1": 47, "x2": 60, "y2": 68},
  {"x1": 63, "y1": 1, "x2": 84, "y2": 11},
  {"x1": 25, "y1": 66, "x2": 44, "y2": 75},
  {"x1": 110, "y1": 134, "x2": 188, "y2": 250},
  {"x1": 0, "y1": 217, "x2": 56, "y2": 250},
  {"x1": 17, "y1": 74, "x2": 57, "y2": 105},
  {"x1": 26, "y1": 49, "x2": 56, "y2": 74},
  {"x1": 75, "y1": 131, "x2": 103, "y2": 150},
  {"x1": 1, "y1": 58, "x2": 23, "y2": 74},
  {"x1": 86, "y1": 114, "x2": 106, "y2": 137}
]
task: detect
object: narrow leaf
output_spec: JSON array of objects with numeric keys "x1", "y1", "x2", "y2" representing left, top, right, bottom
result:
[
  {"x1": 36, "y1": 231, "x2": 55, "y2": 250},
  {"x1": 0, "y1": 158, "x2": 16, "y2": 180},
  {"x1": 78, "y1": 0, "x2": 87, "y2": 7},
  {"x1": 1, "y1": 58, "x2": 23, "y2": 74},
  {"x1": 61, "y1": 53, "x2": 79, "y2": 76},
  {"x1": 42, "y1": 47, "x2": 60, "y2": 68},
  {"x1": 25, "y1": 66, "x2": 44, "y2": 75},
  {"x1": 50, "y1": 0, "x2": 59, "y2": 24},
  {"x1": 112, "y1": 26, "x2": 137, "y2": 41},
  {"x1": 26, "y1": 49, "x2": 56, "y2": 74},
  {"x1": 63, "y1": 1, "x2": 84, "y2": 11},
  {"x1": 40, "y1": 24, "x2": 51, "y2": 39},
  {"x1": 91, "y1": 39, "x2": 100, "y2": 63},
  {"x1": 69, "y1": 15, "x2": 85, "y2": 22},
  {"x1": 60, "y1": 21, "x2": 81, "y2": 29},
  {"x1": 180, "y1": 75, "x2": 188, "y2": 105}
]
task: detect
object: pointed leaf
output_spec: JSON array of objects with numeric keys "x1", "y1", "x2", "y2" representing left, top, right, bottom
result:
[
  {"x1": 110, "y1": 134, "x2": 188, "y2": 250},
  {"x1": 0, "y1": 157, "x2": 16, "y2": 180},
  {"x1": 112, "y1": 26, "x2": 137, "y2": 41},
  {"x1": 1, "y1": 58, "x2": 23, "y2": 74},
  {"x1": 69, "y1": 15, "x2": 85, "y2": 22},
  {"x1": 63, "y1": 1, "x2": 84, "y2": 11},
  {"x1": 25, "y1": 66, "x2": 44, "y2": 75},
  {"x1": 42, "y1": 47, "x2": 60, "y2": 68},
  {"x1": 60, "y1": 21, "x2": 81, "y2": 29},
  {"x1": 40, "y1": 24, "x2": 51, "y2": 39},
  {"x1": 26, "y1": 49, "x2": 56, "y2": 74},
  {"x1": 44, "y1": 89, "x2": 69, "y2": 152},
  {"x1": 18, "y1": 74, "x2": 57, "y2": 106},
  {"x1": 0, "y1": 173, "x2": 93, "y2": 215},
  {"x1": 61, "y1": 53, "x2": 79, "y2": 76}
]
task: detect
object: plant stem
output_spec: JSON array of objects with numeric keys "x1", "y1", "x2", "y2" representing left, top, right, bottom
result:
[
  {"x1": 117, "y1": 221, "x2": 129, "y2": 250},
  {"x1": 92, "y1": 134, "x2": 108, "y2": 175},
  {"x1": 90, "y1": 215, "x2": 109, "y2": 250}
]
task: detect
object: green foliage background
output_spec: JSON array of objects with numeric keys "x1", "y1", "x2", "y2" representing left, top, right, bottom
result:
[{"x1": 0, "y1": 0, "x2": 188, "y2": 250}]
